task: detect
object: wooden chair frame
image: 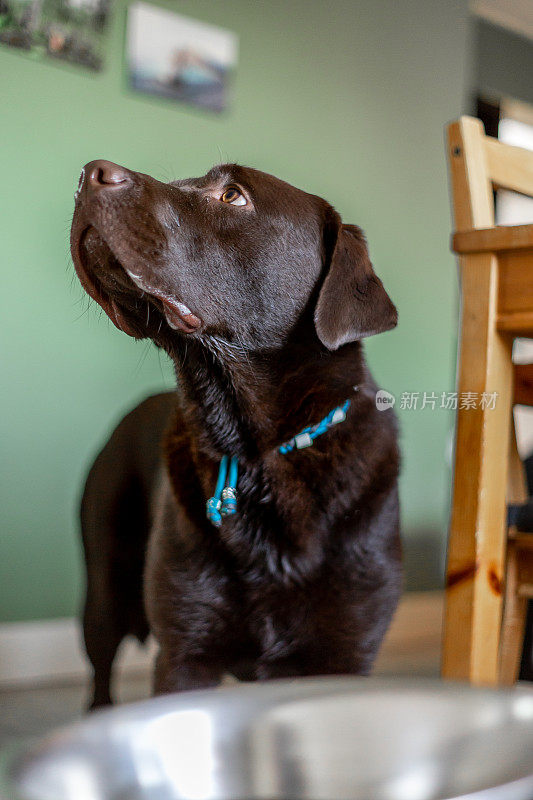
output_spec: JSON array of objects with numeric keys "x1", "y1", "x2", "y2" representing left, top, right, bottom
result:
[{"x1": 443, "y1": 116, "x2": 533, "y2": 685}]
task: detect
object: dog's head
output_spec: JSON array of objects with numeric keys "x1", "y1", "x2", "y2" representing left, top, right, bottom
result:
[{"x1": 70, "y1": 161, "x2": 396, "y2": 352}]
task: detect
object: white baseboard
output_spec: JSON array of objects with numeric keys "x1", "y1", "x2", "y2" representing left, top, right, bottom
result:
[{"x1": 0, "y1": 617, "x2": 156, "y2": 688}]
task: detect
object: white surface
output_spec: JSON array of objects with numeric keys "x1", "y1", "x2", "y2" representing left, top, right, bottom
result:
[
  {"x1": 0, "y1": 618, "x2": 155, "y2": 687},
  {"x1": 497, "y1": 117, "x2": 533, "y2": 226}
]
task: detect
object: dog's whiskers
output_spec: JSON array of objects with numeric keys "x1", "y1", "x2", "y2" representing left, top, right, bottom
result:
[
  {"x1": 73, "y1": 305, "x2": 91, "y2": 323},
  {"x1": 202, "y1": 335, "x2": 249, "y2": 366},
  {"x1": 133, "y1": 340, "x2": 152, "y2": 376}
]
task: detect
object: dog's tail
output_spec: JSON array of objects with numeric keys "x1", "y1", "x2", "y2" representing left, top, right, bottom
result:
[{"x1": 79, "y1": 391, "x2": 175, "y2": 706}]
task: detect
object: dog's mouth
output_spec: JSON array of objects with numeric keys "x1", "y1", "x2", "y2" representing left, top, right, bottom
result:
[{"x1": 72, "y1": 226, "x2": 202, "y2": 338}]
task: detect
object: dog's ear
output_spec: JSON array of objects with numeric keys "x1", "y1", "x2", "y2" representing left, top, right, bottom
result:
[{"x1": 314, "y1": 210, "x2": 397, "y2": 350}]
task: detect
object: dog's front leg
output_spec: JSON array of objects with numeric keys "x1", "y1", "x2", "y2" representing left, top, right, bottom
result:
[{"x1": 153, "y1": 649, "x2": 224, "y2": 695}]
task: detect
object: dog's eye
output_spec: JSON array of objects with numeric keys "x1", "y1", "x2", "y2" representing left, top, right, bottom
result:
[{"x1": 220, "y1": 186, "x2": 247, "y2": 206}]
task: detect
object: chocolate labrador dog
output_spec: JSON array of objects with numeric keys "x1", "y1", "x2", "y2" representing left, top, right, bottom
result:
[{"x1": 71, "y1": 160, "x2": 401, "y2": 708}]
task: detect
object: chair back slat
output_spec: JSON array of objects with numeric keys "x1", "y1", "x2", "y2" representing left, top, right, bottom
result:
[{"x1": 485, "y1": 136, "x2": 533, "y2": 199}]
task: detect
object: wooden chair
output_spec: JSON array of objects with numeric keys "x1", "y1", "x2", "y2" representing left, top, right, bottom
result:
[{"x1": 443, "y1": 116, "x2": 533, "y2": 686}]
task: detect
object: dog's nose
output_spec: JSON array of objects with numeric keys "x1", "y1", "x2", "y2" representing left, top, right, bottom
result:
[{"x1": 77, "y1": 160, "x2": 131, "y2": 197}]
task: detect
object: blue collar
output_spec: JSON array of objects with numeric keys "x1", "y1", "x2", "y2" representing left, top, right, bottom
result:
[{"x1": 206, "y1": 399, "x2": 351, "y2": 527}]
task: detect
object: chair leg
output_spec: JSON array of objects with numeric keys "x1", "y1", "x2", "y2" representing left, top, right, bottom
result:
[
  {"x1": 520, "y1": 601, "x2": 533, "y2": 681},
  {"x1": 499, "y1": 422, "x2": 529, "y2": 685},
  {"x1": 442, "y1": 252, "x2": 513, "y2": 685},
  {"x1": 500, "y1": 540, "x2": 528, "y2": 684}
]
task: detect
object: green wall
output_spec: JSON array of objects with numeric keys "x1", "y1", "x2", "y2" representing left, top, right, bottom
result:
[{"x1": 0, "y1": 0, "x2": 472, "y2": 622}]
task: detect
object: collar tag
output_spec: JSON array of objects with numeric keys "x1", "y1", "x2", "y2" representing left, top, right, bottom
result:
[
  {"x1": 294, "y1": 432, "x2": 313, "y2": 449},
  {"x1": 331, "y1": 407, "x2": 347, "y2": 424}
]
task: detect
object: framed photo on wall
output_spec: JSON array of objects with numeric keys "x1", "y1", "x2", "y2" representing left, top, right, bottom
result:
[
  {"x1": 0, "y1": 0, "x2": 112, "y2": 71},
  {"x1": 126, "y1": 2, "x2": 238, "y2": 113}
]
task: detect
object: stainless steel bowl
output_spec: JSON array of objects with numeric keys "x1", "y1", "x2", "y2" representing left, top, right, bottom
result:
[{"x1": 7, "y1": 677, "x2": 533, "y2": 800}]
